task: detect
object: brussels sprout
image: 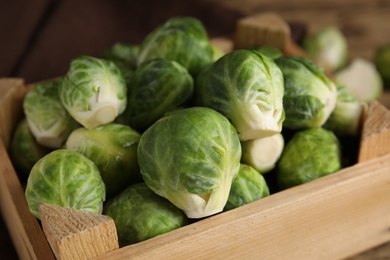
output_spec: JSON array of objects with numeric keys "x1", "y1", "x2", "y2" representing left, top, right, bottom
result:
[
  {"x1": 66, "y1": 123, "x2": 142, "y2": 197},
  {"x1": 224, "y1": 164, "x2": 269, "y2": 211},
  {"x1": 302, "y1": 26, "x2": 348, "y2": 72},
  {"x1": 323, "y1": 83, "x2": 365, "y2": 136},
  {"x1": 137, "y1": 107, "x2": 241, "y2": 218},
  {"x1": 25, "y1": 149, "x2": 106, "y2": 219},
  {"x1": 123, "y1": 58, "x2": 194, "y2": 132},
  {"x1": 104, "y1": 183, "x2": 188, "y2": 246},
  {"x1": 275, "y1": 55, "x2": 337, "y2": 130},
  {"x1": 334, "y1": 58, "x2": 383, "y2": 102},
  {"x1": 101, "y1": 43, "x2": 139, "y2": 85},
  {"x1": 101, "y1": 42, "x2": 139, "y2": 70},
  {"x1": 110, "y1": 61, "x2": 134, "y2": 86},
  {"x1": 60, "y1": 55, "x2": 127, "y2": 129},
  {"x1": 211, "y1": 44, "x2": 225, "y2": 61},
  {"x1": 9, "y1": 119, "x2": 51, "y2": 178},
  {"x1": 276, "y1": 128, "x2": 341, "y2": 189},
  {"x1": 23, "y1": 78, "x2": 80, "y2": 148},
  {"x1": 137, "y1": 16, "x2": 213, "y2": 75},
  {"x1": 241, "y1": 133, "x2": 284, "y2": 174},
  {"x1": 374, "y1": 43, "x2": 390, "y2": 86},
  {"x1": 195, "y1": 49, "x2": 285, "y2": 141},
  {"x1": 254, "y1": 46, "x2": 283, "y2": 60}
]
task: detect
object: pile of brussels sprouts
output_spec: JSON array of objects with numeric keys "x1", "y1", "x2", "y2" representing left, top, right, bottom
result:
[{"x1": 10, "y1": 16, "x2": 372, "y2": 247}]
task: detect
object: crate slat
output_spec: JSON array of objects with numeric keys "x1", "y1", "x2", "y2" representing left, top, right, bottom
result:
[
  {"x1": 92, "y1": 153, "x2": 390, "y2": 259},
  {"x1": 359, "y1": 101, "x2": 390, "y2": 162},
  {"x1": 0, "y1": 78, "x2": 55, "y2": 259},
  {"x1": 39, "y1": 204, "x2": 119, "y2": 260},
  {"x1": 0, "y1": 142, "x2": 55, "y2": 260}
]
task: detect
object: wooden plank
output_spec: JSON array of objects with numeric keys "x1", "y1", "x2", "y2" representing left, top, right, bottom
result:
[
  {"x1": 94, "y1": 154, "x2": 390, "y2": 260},
  {"x1": 201, "y1": 0, "x2": 390, "y2": 61},
  {"x1": 0, "y1": 78, "x2": 26, "y2": 148},
  {"x1": 39, "y1": 204, "x2": 119, "y2": 260},
  {"x1": 0, "y1": 141, "x2": 55, "y2": 260},
  {"x1": 233, "y1": 12, "x2": 291, "y2": 51},
  {"x1": 358, "y1": 101, "x2": 390, "y2": 162},
  {"x1": 0, "y1": 78, "x2": 55, "y2": 260},
  {"x1": 232, "y1": 12, "x2": 308, "y2": 57}
]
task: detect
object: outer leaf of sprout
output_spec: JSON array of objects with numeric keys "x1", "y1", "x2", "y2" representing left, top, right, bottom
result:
[
  {"x1": 323, "y1": 83, "x2": 365, "y2": 136},
  {"x1": 60, "y1": 56, "x2": 127, "y2": 129},
  {"x1": 196, "y1": 49, "x2": 285, "y2": 141},
  {"x1": 66, "y1": 123, "x2": 142, "y2": 197},
  {"x1": 104, "y1": 183, "x2": 187, "y2": 246},
  {"x1": 23, "y1": 78, "x2": 80, "y2": 148},
  {"x1": 224, "y1": 164, "x2": 269, "y2": 211},
  {"x1": 137, "y1": 107, "x2": 241, "y2": 218},
  {"x1": 275, "y1": 55, "x2": 338, "y2": 130},
  {"x1": 302, "y1": 26, "x2": 348, "y2": 72},
  {"x1": 25, "y1": 149, "x2": 105, "y2": 219},
  {"x1": 277, "y1": 128, "x2": 341, "y2": 189},
  {"x1": 137, "y1": 16, "x2": 213, "y2": 75},
  {"x1": 334, "y1": 58, "x2": 383, "y2": 102}
]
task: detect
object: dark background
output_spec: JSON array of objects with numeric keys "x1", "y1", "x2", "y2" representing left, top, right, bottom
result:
[{"x1": 0, "y1": 0, "x2": 244, "y2": 84}]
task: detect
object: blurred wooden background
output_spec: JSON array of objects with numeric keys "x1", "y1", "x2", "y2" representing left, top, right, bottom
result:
[
  {"x1": 1, "y1": 0, "x2": 390, "y2": 259},
  {"x1": 206, "y1": 0, "x2": 390, "y2": 61},
  {"x1": 2, "y1": 0, "x2": 390, "y2": 83}
]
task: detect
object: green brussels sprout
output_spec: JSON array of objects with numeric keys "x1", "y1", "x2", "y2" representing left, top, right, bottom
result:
[
  {"x1": 195, "y1": 49, "x2": 285, "y2": 141},
  {"x1": 101, "y1": 42, "x2": 139, "y2": 85},
  {"x1": 9, "y1": 118, "x2": 51, "y2": 178},
  {"x1": 123, "y1": 58, "x2": 194, "y2": 132},
  {"x1": 334, "y1": 58, "x2": 383, "y2": 102},
  {"x1": 137, "y1": 107, "x2": 241, "y2": 219},
  {"x1": 302, "y1": 26, "x2": 348, "y2": 72},
  {"x1": 253, "y1": 46, "x2": 283, "y2": 60},
  {"x1": 224, "y1": 164, "x2": 269, "y2": 211},
  {"x1": 241, "y1": 133, "x2": 284, "y2": 174},
  {"x1": 23, "y1": 78, "x2": 80, "y2": 148},
  {"x1": 101, "y1": 42, "x2": 139, "y2": 70},
  {"x1": 275, "y1": 55, "x2": 337, "y2": 130},
  {"x1": 137, "y1": 16, "x2": 213, "y2": 75},
  {"x1": 211, "y1": 44, "x2": 225, "y2": 61},
  {"x1": 104, "y1": 183, "x2": 188, "y2": 246},
  {"x1": 276, "y1": 128, "x2": 342, "y2": 189},
  {"x1": 66, "y1": 123, "x2": 142, "y2": 197},
  {"x1": 25, "y1": 149, "x2": 106, "y2": 219},
  {"x1": 60, "y1": 55, "x2": 127, "y2": 129},
  {"x1": 111, "y1": 61, "x2": 134, "y2": 86},
  {"x1": 374, "y1": 43, "x2": 390, "y2": 86},
  {"x1": 323, "y1": 83, "x2": 365, "y2": 136}
]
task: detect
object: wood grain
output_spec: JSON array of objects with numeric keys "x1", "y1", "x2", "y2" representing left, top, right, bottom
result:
[
  {"x1": 39, "y1": 204, "x2": 119, "y2": 260},
  {"x1": 233, "y1": 12, "x2": 291, "y2": 50},
  {"x1": 359, "y1": 101, "x2": 390, "y2": 162},
  {"x1": 0, "y1": 79, "x2": 55, "y2": 260},
  {"x1": 201, "y1": 0, "x2": 390, "y2": 61},
  {"x1": 93, "y1": 154, "x2": 390, "y2": 259},
  {"x1": 0, "y1": 78, "x2": 26, "y2": 148}
]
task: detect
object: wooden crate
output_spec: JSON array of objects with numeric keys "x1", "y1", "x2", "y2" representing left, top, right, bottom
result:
[
  {"x1": 2, "y1": 15, "x2": 390, "y2": 259},
  {"x1": 2, "y1": 78, "x2": 390, "y2": 260}
]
